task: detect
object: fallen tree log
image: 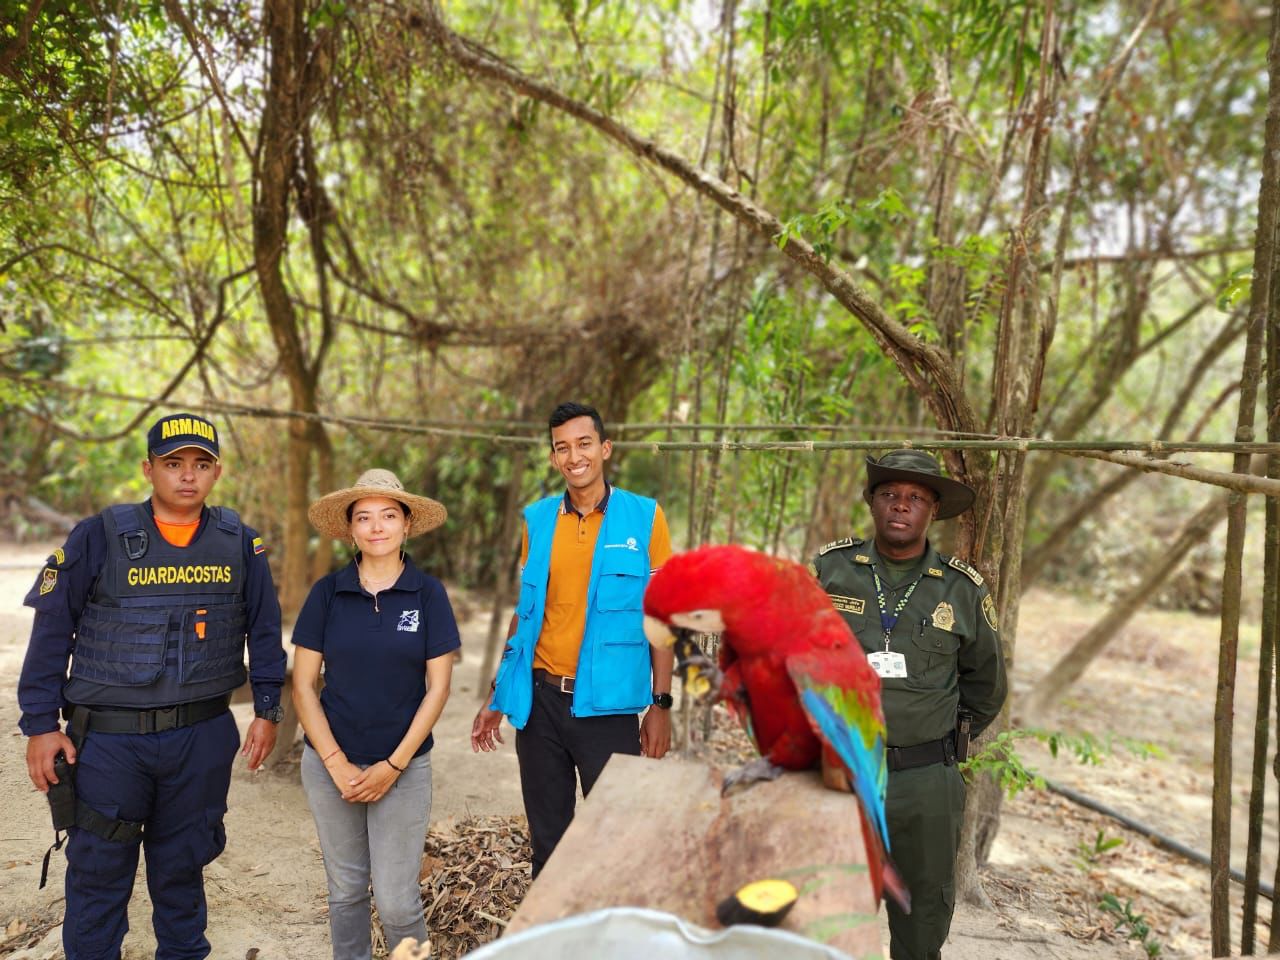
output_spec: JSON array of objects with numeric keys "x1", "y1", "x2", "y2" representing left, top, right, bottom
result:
[{"x1": 506, "y1": 753, "x2": 881, "y2": 957}]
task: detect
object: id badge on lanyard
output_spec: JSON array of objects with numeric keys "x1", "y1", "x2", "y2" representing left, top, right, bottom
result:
[
  {"x1": 869, "y1": 565, "x2": 920, "y2": 681},
  {"x1": 868, "y1": 649, "x2": 908, "y2": 679}
]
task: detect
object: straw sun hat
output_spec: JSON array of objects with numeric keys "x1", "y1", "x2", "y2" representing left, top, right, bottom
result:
[{"x1": 308, "y1": 469, "x2": 447, "y2": 540}]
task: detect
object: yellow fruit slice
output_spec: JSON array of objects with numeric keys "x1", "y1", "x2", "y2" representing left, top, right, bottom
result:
[{"x1": 715, "y1": 878, "x2": 799, "y2": 927}]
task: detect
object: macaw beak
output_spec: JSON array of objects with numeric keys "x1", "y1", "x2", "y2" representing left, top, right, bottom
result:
[{"x1": 644, "y1": 615, "x2": 676, "y2": 648}]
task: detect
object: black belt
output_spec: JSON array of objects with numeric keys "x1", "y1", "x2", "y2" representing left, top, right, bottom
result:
[
  {"x1": 532, "y1": 669, "x2": 575, "y2": 694},
  {"x1": 886, "y1": 733, "x2": 956, "y2": 772},
  {"x1": 67, "y1": 694, "x2": 232, "y2": 735}
]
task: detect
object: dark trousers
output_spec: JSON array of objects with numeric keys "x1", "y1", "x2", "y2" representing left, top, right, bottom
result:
[
  {"x1": 63, "y1": 709, "x2": 239, "y2": 960},
  {"x1": 515, "y1": 681, "x2": 641, "y2": 878},
  {"x1": 885, "y1": 761, "x2": 967, "y2": 960}
]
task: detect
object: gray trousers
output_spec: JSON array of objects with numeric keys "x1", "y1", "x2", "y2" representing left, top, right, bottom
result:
[{"x1": 301, "y1": 744, "x2": 432, "y2": 960}]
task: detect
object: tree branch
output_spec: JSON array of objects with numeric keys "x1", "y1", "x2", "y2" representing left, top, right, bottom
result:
[{"x1": 405, "y1": 1, "x2": 980, "y2": 434}]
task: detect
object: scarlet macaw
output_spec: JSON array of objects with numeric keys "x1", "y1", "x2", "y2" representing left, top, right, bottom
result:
[{"x1": 643, "y1": 543, "x2": 909, "y2": 912}]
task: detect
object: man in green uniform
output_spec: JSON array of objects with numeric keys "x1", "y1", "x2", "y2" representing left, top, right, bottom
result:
[{"x1": 811, "y1": 450, "x2": 1007, "y2": 960}]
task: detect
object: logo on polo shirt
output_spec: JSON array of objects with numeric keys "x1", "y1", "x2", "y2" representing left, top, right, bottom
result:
[
  {"x1": 398, "y1": 609, "x2": 420, "y2": 632},
  {"x1": 604, "y1": 537, "x2": 640, "y2": 552}
]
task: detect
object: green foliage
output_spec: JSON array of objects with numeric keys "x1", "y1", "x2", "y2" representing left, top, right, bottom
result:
[
  {"x1": 1073, "y1": 829, "x2": 1124, "y2": 871},
  {"x1": 1216, "y1": 265, "x2": 1253, "y2": 312},
  {"x1": 961, "y1": 726, "x2": 1162, "y2": 799},
  {"x1": 1099, "y1": 893, "x2": 1162, "y2": 957},
  {"x1": 961, "y1": 728, "x2": 1046, "y2": 798},
  {"x1": 0, "y1": 0, "x2": 174, "y2": 193},
  {"x1": 0, "y1": 0, "x2": 1268, "y2": 595},
  {"x1": 775, "y1": 189, "x2": 910, "y2": 263}
]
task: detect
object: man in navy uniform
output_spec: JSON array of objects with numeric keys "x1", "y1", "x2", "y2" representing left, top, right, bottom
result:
[{"x1": 18, "y1": 412, "x2": 286, "y2": 960}]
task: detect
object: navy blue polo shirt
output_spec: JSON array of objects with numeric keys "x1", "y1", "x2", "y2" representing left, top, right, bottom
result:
[
  {"x1": 292, "y1": 558, "x2": 460, "y2": 765},
  {"x1": 18, "y1": 501, "x2": 285, "y2": 736}
]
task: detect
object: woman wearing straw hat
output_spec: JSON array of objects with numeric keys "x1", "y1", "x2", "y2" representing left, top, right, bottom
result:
[{"x1": 292, "y1": 469, "x2": 460, "y2": 960}]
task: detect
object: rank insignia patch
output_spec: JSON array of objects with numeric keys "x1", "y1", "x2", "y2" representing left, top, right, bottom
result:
[
  {"x1": 252, "y1": 537, "x2": 266, "y2": 556},
  {"x1": 854, "y1": 554, "x2": 872, "y2": 564},
  {"x1": 931, "y1": 601, "x2": 956, "y2": 631},
  {"x1": 39, "y1": 567, "x2": 58, "y2": 596},
  {"x1": 927, "y1": 567, "x2": 945, "y2": 578},
  {"x1": 818, "y1": 537, "x2": 854, "y2": 556},
  {"x1": 983, "y1": 593, "x2": 999, "y2": 630}
]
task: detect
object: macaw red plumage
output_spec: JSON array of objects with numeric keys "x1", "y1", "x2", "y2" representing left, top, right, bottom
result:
[{"x1": 643, "y1": 543, "x2": 909, "y2": 913}]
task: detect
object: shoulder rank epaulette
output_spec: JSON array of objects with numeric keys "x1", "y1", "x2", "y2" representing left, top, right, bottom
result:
[
  {"x1": 818, "y1": 537, "x2": 862, "y2": 556},
  {"x1": 46, "y1": 547, "x2": 67, "y2": 568},
  {"x1": 945, "y1": 555, "x2": 984, "y2": 586}
]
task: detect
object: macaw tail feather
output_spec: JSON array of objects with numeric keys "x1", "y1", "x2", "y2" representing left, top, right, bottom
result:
[{"x1": 854, "y1": 796, "x2": 911, "y2": 914}]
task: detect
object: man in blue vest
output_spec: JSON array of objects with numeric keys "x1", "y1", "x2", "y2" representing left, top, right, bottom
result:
[
  {"x1": 19, "y1": 412, "x2": 286, "y2": 960},
  {"x1": 471, "y1": 402, "x2": 674, "y2": 877}
]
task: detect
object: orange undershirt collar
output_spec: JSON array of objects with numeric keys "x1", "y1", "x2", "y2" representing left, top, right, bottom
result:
[{"x1": 154, "y1": 517, "x2": 200, "y2": 547}]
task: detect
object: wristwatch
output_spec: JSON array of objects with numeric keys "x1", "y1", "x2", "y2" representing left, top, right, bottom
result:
[
  {"x1": 652, "y1": 692, "x2": 674, "y2": 710},
  {"x1": 255, "y1": 704, "x2": 284, "y2": 723}
]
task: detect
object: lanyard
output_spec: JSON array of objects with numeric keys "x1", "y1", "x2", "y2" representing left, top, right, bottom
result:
[{"x1": 870, "y1": 565, "x2": 924, "y2": 651}]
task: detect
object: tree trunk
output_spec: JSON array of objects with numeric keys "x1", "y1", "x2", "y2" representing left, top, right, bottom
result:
[
  {"x1": 252, "y1": 0, "x2": 335, "y2": 617},
  {"x1": 1023, "y1": 491, "x2": 1229, "y2": 719},
  {"x1": 1216, "y1": 1, "x2": 1280, "y2": 950},
  {"x1": 479, "y1": 445, "x2": 528, "y2": 697}
]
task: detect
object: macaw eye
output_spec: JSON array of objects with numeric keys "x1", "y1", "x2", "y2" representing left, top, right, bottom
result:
[{"x1": 670, "y1": 608, "x2": 726, "y2": 632}]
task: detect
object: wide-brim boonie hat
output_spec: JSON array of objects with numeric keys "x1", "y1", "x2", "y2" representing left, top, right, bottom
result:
[
  {"x1": 308, "y1": 469, "x2": 447, "y2": 539},
  {"x1": 863, "y1": 450, "x2": 975, "y2": 520}
]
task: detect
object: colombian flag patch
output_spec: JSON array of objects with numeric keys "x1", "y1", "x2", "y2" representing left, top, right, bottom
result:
[{"x1": 252, "y1": 537, "x2": 266, "y2": 555}]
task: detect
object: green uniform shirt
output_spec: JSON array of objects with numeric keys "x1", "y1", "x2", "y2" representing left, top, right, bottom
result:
[{"x1": 812, "y1": 537, "x2": 1007, "y2": 748}]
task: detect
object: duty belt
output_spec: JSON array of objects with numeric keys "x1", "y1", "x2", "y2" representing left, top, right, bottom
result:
[
  {"x1": 886, "y1": 732, "x2": 957, "y2": 772},
  {"x1": 66, "y1": 693, "x2": 231, "y2": 735},
  {"x1": 532, "y1": 669, "x2": 575, "y2": 694}
]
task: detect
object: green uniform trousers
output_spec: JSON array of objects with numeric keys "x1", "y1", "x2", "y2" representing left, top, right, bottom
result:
[{"x1": 886, "y1": 761, "x2": 967, "y2": 960}]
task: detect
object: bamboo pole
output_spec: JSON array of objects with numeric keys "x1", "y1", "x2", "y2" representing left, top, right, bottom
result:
[
  {"x1": 1022, "y1": 490, "x2": 1230, "y2": 719},
  {"x1": 1250, "y1": 133, "x2": 1280, "y2": 952},
  {"x1": 1243, "y1": 506, "x2": 1276, "y2": 952},
  {"x1": 1268, "y1": 92, "x2": 1280, "y2": 949},
  {"x1": 1214, "y1": 2, "x2": 1280, "y2": 949}
]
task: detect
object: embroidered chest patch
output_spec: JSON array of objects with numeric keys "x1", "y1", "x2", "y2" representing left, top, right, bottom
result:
[
  {"x1": 829, "y1": 595, "x2": 866, "y2": 615},
  {"x1": 397, "y1": 609, "x2": 420, "y2": 633}
]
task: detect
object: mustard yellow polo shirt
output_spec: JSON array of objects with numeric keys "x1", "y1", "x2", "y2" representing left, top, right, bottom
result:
[{"x1": 520, "y1": 486, "x2": 672, "y2": 677}]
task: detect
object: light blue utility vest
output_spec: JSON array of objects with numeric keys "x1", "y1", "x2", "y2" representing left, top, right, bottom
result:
[{"x1": 491, "y1": 488, "x2": 656, "y2": 729}]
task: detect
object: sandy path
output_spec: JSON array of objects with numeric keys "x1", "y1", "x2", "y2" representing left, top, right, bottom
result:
[{"x1": 0, "y1": 542, "x2": 1269, "y2": 958}]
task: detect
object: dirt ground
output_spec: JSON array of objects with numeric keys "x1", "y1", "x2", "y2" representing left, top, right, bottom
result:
[{"x1": 0, "y1": 539, "x2": 1273, "y2": 959}]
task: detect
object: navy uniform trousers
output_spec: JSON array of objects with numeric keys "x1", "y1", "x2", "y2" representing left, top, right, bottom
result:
[{"x1": 64, "y1": 710, "x2": 239, "y2": 960}]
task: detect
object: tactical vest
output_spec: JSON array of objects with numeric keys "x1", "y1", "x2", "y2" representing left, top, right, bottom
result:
[{"x1": 70, "y1": 504, "x2": 248, "y2": 700}]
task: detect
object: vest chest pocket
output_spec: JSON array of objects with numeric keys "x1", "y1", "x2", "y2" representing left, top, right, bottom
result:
[
  {"x1": 906, "y1": 624, "x2": 962, "y2": 689},
  {"x1": 72, "y1": 605, "x2": 170, "y2": 686},
  {"x1": 180, "y1": 601, "x2": 248, "y2": 685},
  {"x1": 595, "y1": 551, "x2": 647, "y2": 613},
  {"x1": 516, "y1": 580, "x2": 538, "y2": 620}
]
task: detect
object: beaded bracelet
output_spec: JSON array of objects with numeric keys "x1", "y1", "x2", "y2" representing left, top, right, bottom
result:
[{"x1": 386, "y1": 758, "x2": 405, "y2": 773}]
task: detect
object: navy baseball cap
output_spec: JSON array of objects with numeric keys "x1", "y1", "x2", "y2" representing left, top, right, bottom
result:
[{"x1": 147, "y1": 413, "x2": 220, "y2": 460}]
